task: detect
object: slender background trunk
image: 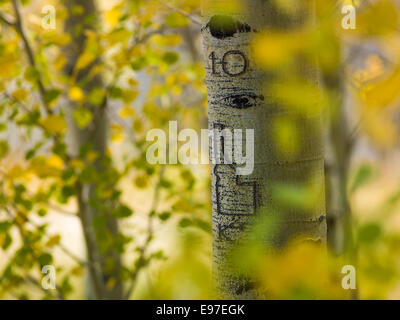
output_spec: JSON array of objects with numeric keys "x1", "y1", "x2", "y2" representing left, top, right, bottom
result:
[
  {"x1": 323, "y1": 67, "x2": 353, "y2": 256},
  {"x1": 63, "y1": 0, "x2": 122, "y2": 299}
]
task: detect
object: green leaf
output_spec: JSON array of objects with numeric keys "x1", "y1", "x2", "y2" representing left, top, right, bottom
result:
[
  {"x1": 0, "y1": 221, "x2": 12, "y2": 233},
  {"x1": 109, "y1": 86, "x2": 123, "y2": 99},
  {"x1": 160, "y1": 179, "x2": 172, "y2": 189},
  {"x1": 24, "y1": 66, "x2": 40, "y2": 82},
  {"x1": 350, "y1": 164, "x2": 374, "y2": 193},
  {"x1": 158, "y1": 212, "x2": 171, "y2": 222},
  {"x1": 162, "y1": 52, "x2": 179, "y2": 65},
  {"x1": 165, "y1": 12, "x2": 189, "y2": 28},
  {"x1": 131, "y1": 57, "x2": 147, "y2": 71},
  {"x1": 37, "y1": 208, "x2": 48, "y2": 217},
  {"x1": 25, "y1": 149, "x2": 36, "y2": 160},
  {"x1": 150, "y1": 250, "x2": 166, "y2": 260},
  {"x1": 358, "y1": 222, "x2": 382, "y2": 244},
  {"x1": 112, "y1": 205, "x2": 133, "y2": 218},
  {"x1": 44, "y1": 88, "x2": 62, "y2": 105},
  {"x1": 53, "y1": 143, "x2": 67, "y2": 157},
  {"x1": 73, "y1": 108, "x2": 93, "y2": 129},
  {"x1": 1, "y1": 233, "x2": 12, "y2": 250},
  {"x1": 193, "y1": 219, "x2": 211, "y2": 233},
  {"x1": 79, "y1": 142, "x2": 93, "y2": 158},
  {"x1": 179, "y1": 217, "x2": 192, "y2": 228},
  {"x1": 88, "y1": 88, "x2": 106, "y2": 107},
  {"x1": 92, "y1": 215, "x2": 107, "y2": 230},
  {"x1": 57, "y1": 185, "x2": 75, "y2": 204},
  {"x1": 79, "y1": 166, "x2": 97, "y2": 183},
  {"x1": 61, "y1": 168, "x2": 75, "y2": 181},
  {"x1": 38, "y1": 253, "x2": 53, "y2": 267},
  {"x1": 0, "y1": 140, "x2": 9, "y2": 159}
]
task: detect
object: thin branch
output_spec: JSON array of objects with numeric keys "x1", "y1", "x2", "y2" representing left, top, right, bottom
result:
[
  {"x1": 1, "y1": 93, "x2": 72, "y2": 163},
  {"x1": 163, "y1": 2, "x2": 201, "y2": 25},
  {"x1": 123, "y1": 166, "x2": 165, "y2": 299},
  {"x1": 0, "y1": 179, "x2": 88, "y2": 269},
  {"x1": 10, "y1": 0, "x2": 52, "y2": 116},
  {"x1": 3, "y1": 206, "x2": 65, "y2": 300},
  {"x1": 0, "y1": 11, "x2": 15, "y2": 26},
  {"x1": 24, "y1": 215, "x2": 89, "y2": 267},
  {"x1": 25, "y1": 275, "x2": 63, "y2": 300},
  {"x1": 46, "y1": 203, "x2": 78, "y2": 217},
  {"x1": 0, "y1": 167, "x2": 77, "y2": 219}
]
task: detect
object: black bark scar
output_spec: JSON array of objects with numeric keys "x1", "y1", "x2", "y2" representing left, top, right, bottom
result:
[
  {"x1": 206, "y1": 15, "x2": 252, "y2": 39},
  {"x1": 214, "y1": 93, "x2": 264, "y2": 109}
]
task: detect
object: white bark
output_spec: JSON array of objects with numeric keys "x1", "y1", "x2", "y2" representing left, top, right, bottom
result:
[{"x1": 202, "y1": 0, "x2": 326, "y2": 298}]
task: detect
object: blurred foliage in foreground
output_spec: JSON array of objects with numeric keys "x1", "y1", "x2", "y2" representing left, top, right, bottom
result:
[{"x1": 0, "y1": 0, "x2": 400, "y2": 300}]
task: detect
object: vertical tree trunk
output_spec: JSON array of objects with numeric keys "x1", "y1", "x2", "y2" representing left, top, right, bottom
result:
[
  {"x1": 63, "y1": 0, "x2": 122, "y2": 299},
  {"x1": 323, "y1": 59, "x2": 357, "y2": 299},
  {"x1": 202, "y1": 0, "x2": 326, "y2": 298},
  {"x1": 323, "y1": 67, "x2": 353, "y2": 256}
]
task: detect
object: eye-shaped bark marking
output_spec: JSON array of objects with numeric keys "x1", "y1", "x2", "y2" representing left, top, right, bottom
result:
[{"x1": 216, "y1": 93, "x2": 264, "y2": 109}]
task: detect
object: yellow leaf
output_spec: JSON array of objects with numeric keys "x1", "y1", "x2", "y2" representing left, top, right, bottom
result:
[
  {"x1": 70, "y1": 159, "x2": 85, "y2": 170},
  {"x1": 121, "y1": 89, "x2": 138, "y2": 104},
  {"x1": 12, "y1": 88, "x2": 28, "y2": 101},
  {"x1": 30, "y1": 155, "x2": 63, "y2": 178},
  {"x1": 71, "y1": 266, "x2": 83, "y2": 276},
  {"x1": 69, "y1": 86, "x2": 84, "y2": 102},
  {"x1": 75, "y1": 52, "x2": 96, "y2": 71},
  {"x1": 172, "y1": 85, "x2": 182, "y2": 96},
  {"x1": 111, "y1": 124, "x2": 124, "y2": 142},
  {"x1": 106, "y1": 277, "x2": 116, "y2": 290},
  {"x1": 252, "y1": 31, "x2": 304, "y2": 69},
  {"x1": 40, "y1": 115, "x2": 67, "y2": 135},
  {"x1": 86, "y1": 151, "x2": 99, "y2": 163},
  {"x1": 47, "y1": 155, "x2": 64, "y2": 170},
  {"x1": 360, "y1": 107, "x2": 397, "y2": 148},
  {"x1": 360, "y1": 67, "x2": 400, "y2": 108},
  {"x1": 128, "y1": 78, "x2": 139, "y2": 87},
  {"x1": 272, "y1": 117, "x2": 300, "y2": 159},
  {"x1": 46, "y1": 235, "x2": 61, "y2": 247},
  {"x1": 152, "y1": 34, "x2": 182, "y2": 47},
  {"x1": 271, "y1": 79, "x2": 324, "y2": 116},
  {"x1": 203, "y1": 0, "x2": 242, "y2": 15},
  {"x1": 8, "y1": 165, "x2": 27, "y2": 179},
  {"x1": 53, "y1": 55, "x2": 67, "y2": 71},
  {"x1": 134, "y1": 175, "x2": 148, "y2": 189},
  {"x1": 132, "y1": 118, "x2": 144, "y2": 134},
  {"x1": 105, "y1": 7, "x2": 122, "y2": 28},
  {"x1": 357, "y1": 0, "x2": 399, "y2": 36},
  {"x1": 119, "y1": 105, "x2": 135, "y2": 118}
]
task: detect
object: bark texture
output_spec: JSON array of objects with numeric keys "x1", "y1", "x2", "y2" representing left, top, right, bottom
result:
[{"x1": 202, "y1": 0, "x2": 326, "y2": 298}]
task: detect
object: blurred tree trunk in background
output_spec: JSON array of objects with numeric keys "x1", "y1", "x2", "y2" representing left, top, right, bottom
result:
[
  {"x1": 202, "y1": 0, "x2": 326, "y2": 298},
  {"x1": 323, "y1": 64, "x2": 353, "y2": 256},
  {"x1": 63, "y1": 0, "x2": 122, "y2": 299},
  {"x1": 322, "y1": 38, "x2": 357, "y2": 299}
]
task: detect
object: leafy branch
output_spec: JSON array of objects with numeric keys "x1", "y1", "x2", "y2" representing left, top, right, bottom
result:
[{"x1": 123, "y1": 166, "x2": 165, "y2": 299}]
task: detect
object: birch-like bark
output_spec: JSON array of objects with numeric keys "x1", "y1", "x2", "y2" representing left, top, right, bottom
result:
[{"x1": 202, "y1": 0, "x2": 326, "y2": 298}]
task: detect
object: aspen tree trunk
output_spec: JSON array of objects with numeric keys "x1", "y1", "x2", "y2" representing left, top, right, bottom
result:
[
  {"x1": 323, "y1": 67, "x2": 353, "y2": 255},
  {"x1": 322, "y1": 49, "x2": 357, "y2": 298},
  {"x1": 201, "y1": 0, "x2": 326, "y2": 298},
  {"x1": 63, "y1": 0, "x2": 122, "y2": 299}
]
